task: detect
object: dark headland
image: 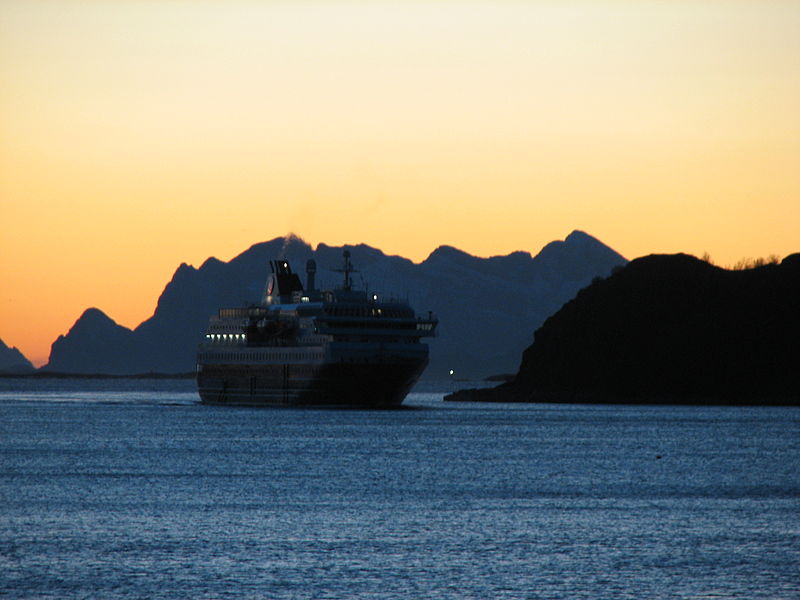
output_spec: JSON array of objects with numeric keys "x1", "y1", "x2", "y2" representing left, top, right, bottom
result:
[
  {"x1": 447, "y1": 253, "x2": 800, "y2": 405},
  {"x1": 0, "y1": 338, "x2": 35, "y2": 374}
]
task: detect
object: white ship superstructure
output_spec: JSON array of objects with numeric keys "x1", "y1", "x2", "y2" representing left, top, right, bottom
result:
[{"x1": 197, "y1": 252, "x2": 437, "y2": 407}]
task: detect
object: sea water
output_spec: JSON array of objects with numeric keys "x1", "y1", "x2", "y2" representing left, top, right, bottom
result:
[{"x1": 0, "y1": 378, "x2": 798, "y2": 599}]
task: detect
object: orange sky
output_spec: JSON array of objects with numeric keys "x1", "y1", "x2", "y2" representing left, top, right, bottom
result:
[{"x1": 2, "y1": 1, "x2": 799, "y2": 366}]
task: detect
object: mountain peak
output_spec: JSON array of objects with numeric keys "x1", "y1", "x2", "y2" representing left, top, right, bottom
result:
[
  {"x1": 536, "y1": 231, "x2": 626, "y2": 271},
  {"x1": 61, "y1": 307, "x2": 132, "y2": 341},
  {"x1": 43, "y1": 308, "x2": 135, "y2": 374},
  {"x1": 565, "y1": 229, "x2": 597, "y2": 244},
  {"x1": 77, "y1": 307, "x2": 116, "y2": 326},
  {"x1": 424, "y1": 245, "x2": 472, "y2": 261}
]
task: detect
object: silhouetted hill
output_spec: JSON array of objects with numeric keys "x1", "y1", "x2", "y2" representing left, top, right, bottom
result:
[
  {"x1": 43, "y1": 231, "x2": 626, "y2": 376},
  {"x1": 43, "y1": 308, "x2": 137, "y2": 374},
  {"x1": 447, "y1": 253, "x2": 800, "y2": 404},
  {"x1": 0, "y1": 338, "x2": 35, "y2": 374}
]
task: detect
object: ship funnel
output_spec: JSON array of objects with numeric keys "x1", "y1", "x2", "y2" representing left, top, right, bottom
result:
[
  {"x1": 306, "y1": 259, "x2": 317, "y2": 292},
  {"x1": 266, "y1": 259, "x2": 304, "y2": 303}
]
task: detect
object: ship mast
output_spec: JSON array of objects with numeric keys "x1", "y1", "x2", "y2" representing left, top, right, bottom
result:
[{"x1": 335, "y1": 250, "x2": 356, "y2": 291}]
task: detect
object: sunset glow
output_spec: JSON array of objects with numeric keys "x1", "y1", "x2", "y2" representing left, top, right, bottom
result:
[{"x1": 2, "y1": 1, "x2": 799, "y2": 366}]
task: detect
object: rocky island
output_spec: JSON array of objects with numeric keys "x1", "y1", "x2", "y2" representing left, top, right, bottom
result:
[{"x1": 447, "y1": 253, "x2": 800, "y2": 405}]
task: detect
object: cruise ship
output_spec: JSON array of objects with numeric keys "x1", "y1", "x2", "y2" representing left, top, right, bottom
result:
[{"x1": 196, "y1": 251, "x2": 438, "y2": 407}]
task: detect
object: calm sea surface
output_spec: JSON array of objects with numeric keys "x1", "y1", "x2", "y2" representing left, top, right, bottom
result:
[{"x1": 0, "y1": 378, "x2": 798, "y2": 599}]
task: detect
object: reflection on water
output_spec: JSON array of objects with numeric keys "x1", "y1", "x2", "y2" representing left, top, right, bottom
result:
[{"x1": 0, "y1": 379, "x2": 798, "y2": 599}]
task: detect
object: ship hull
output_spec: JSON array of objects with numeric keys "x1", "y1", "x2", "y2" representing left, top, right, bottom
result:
[{"x1": 197, "y1": 358, "x2": 427, "y2": 408}]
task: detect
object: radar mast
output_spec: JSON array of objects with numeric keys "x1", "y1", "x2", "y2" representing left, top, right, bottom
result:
[{"x1": 334, "y1": 250, "x2": 357, "y2": 291}]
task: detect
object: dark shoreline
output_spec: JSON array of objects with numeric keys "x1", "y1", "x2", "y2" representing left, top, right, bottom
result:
[
  {"x1": 0, "y1": 372, "x2": 196, "y2": 380},
  {"x1": 444, "y1": 384, "x2": 800, "y2": 406}
]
